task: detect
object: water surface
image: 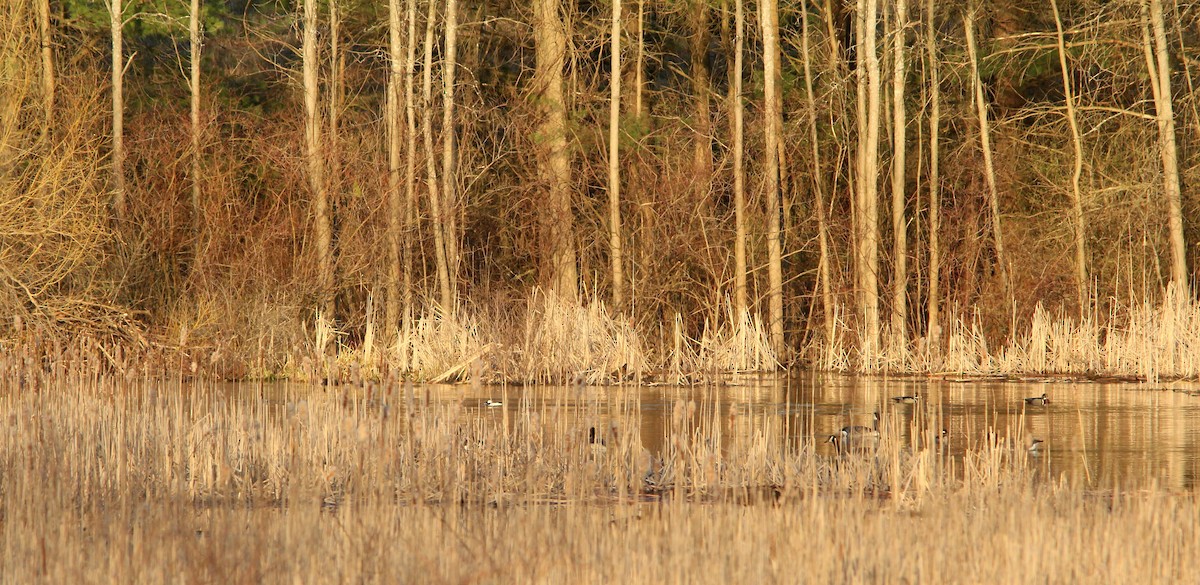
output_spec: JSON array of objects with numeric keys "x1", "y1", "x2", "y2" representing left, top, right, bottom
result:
[{"x1": 437, "y1": 374, "x2": 1200, "y2": 491}]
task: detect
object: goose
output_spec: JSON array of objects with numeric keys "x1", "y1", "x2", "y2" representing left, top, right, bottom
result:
[
  {"x1": 933, "y1": 428, "x2": 950, "y2": 448},
  {"x1": 588, "y1": 426, "x2": 606, "y2": 445},
  {"x1": 1027, "y1": 438, "x2": 1045, "y2": 454},
  {"x1": 833, "y1": 412, "x2": 881, "y2": 452},
  {"x1": 588, "y1": 426, "x2": 608, "y2": 457},
  {"x1": 825, "y1": 433, "x2": 844, "y2": 453},
  {"x1": 840, "y1": 412, "x2": 881, "y2": 439},
  {"x1": 1024, "y1": 393, "x2": 1050, "y2": 406},
  {"x1": 891, "y1": 394, "x2": 920, "y2": 404}
]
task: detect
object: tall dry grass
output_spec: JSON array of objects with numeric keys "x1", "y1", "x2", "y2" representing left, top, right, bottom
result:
[
  {"x1": 812, "y1": 286, "x2": 1200, "y2": 381},
  {"x1": 1, "y1": 365, "x2": 1197, "y2": 583}
]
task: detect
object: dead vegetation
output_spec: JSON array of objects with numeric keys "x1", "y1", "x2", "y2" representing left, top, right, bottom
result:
[{"x1": 0, "y1": 366, "x2": 1196, "y2": 583}]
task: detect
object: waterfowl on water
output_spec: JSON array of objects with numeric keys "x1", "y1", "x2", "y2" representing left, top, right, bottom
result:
[
  {"x1": 588, "y1": 426, "x2": 606, "y2": 446},
  {"x1": 484, "y1": 399, "x2": 503, "y2": 408},
  {"x1": 1024, "y1": 393, "x2": 1050, "y2": 406},
  {"x1": 1027, "y1": 438, "x2": 1045, "y2": 454},
  {"x1": 840, "y1": 412, "x2": 881, "y2": 439},
  {"x1": 891, "y1": 394, "x2": 920, "y2": 404},
  {"x1": 933, "y1": 428, "x2": 950, "y2": 447},
  {"x1": 828, "y1": 413, "x2": 881, "y2": 454}
]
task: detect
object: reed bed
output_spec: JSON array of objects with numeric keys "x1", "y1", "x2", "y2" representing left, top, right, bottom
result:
[
  {"x1": 812, "y1": 287, "x2": 1200, "y2": 381},
  {"x1": 1, "y1": 368, "x2": 1197, "y2": 583}
]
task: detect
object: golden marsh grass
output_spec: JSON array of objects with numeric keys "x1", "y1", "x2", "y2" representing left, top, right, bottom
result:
[{"x1": 2, "y1": 367, "x2": 1197, "y2": 583}]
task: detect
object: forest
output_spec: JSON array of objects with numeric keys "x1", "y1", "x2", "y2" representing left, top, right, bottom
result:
[{"x1": 2, "y1": 0, "x2": 1199, "y2": 381}]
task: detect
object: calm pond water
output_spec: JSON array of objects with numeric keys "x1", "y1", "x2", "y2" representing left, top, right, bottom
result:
[
  {"x1": 244, "y1": 373, "x2": 1200, "y2": 491},
  {"x1": 431, "y1": 374, "x2": 1200, "y2": 491}
]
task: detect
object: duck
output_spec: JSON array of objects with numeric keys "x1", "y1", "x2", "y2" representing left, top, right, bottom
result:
[
  {"x1": 891, "y1": 394, "x2": 920, "y2": 404},
  {"x1": 484, "y1": 399, "x2": 503, "y2": 408},
  {"x1": 1023, "y1": 393, "x2": 1050, "y2": 406}
]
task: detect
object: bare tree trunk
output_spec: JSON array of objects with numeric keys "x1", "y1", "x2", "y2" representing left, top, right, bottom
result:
[
  {"x1": 854, "y1": 0, "x2": 866, "y2": 312},
  {"x1": 387, "y1": 0, "x2": 403, "y2": 331},
  {"x1": 329, "y1": 0, "x2": 341, "y2": 202},
  {"x1": 802, "y1": 0, "x2": 834, "y2": 350},
  {"x1": 890, "y1": 0, "x2": 907, "y2": 347},
  {"x1": 1051, "y1": 0, "x2": 1089, "y2": 312},
  {"x1": 1142, "y1": 0, "x2": 1187, "y2": 291},
  {"x1": 442, "y1": 0, "x2": 459, "y2": 306},
  {"x1": 608, "y1": 0, "x2": 624, "y2": 310},
  {"x1": 690, "y1": 1, "x2": 712, "y2": 196},
  {"x1": 823, "y1": 0, "x2": 841, "y2": 79},
  {"x1": 403, "y1": 0, "x2": 418, "y2": 322},
  {"x1": 37, "y1": 0, "x2": 53, "y2": 132},
  {"x1": 303, "y1": 0, "x2": 332, "y2": 316},
  {"x1": 924, "y1": 0, "x2": 941, "y2": 346},
  {"x1": 856, "y1": 0, "x2": 882, "y2": 362},
  {"x1": 422, "y1": 0, "x2": 452, "y2": 311},
  {"x1": 732, "y1": 0, "x2": 747, "y2": 316},
  {"x1": 533, "y1": 0, "x2": 578, "y2": 301},
  {"x1": 635, "y1": 0, "x2": 645, "y2": 119},
  {"x1": 189, "y1": 0, "x2": 202, "y2": 245},
  {"x1": 762, "y1": 0, "x2": 784, "y2": 360},
  {"x1": 110, "y1": 0, "x2": 126, "y2": 221},
  {"x1": 964, "y1": 4, "x2": 1013, "y2": 319}
]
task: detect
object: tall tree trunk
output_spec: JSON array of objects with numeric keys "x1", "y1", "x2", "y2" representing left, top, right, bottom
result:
[
  {"x1": 329, "y1": 0, "x2": 341, "y2": 203},
  {"x1": 890, "y1": 0, "x2": 908, "y2": 347},
  {"x1": 327, "y1": 0, "x2": 342, "y2": 317},
  {"x1": 110, "y1": 0, "x2": 126, "y2": 221},
  {"x1": 189, "y1": 0, "x2": 202, "y2": 246},
  {"x1": 1142, "y1": 0, "x2": 1187, "y2": 291},
  {"x1": 303, "y1": 0, "x2": 332, "y2": 316},
  {"x1": 924, "y1": 0, "x2": 941, "y2": 347},
  {"x1": 422, "y1": 0, "x2": 452, "y2": 311},
  {"x1": 802, "y1": 0, "x2": 834, "y2": 352},
  {"x1": 37, "y1": 0, "x2": 53, "y2": 133},
  {"x1": 732, "y1": 0, "x2": 747, "y2": 316},
  {"x1": 403, "y1": 0, "x2": 418, "y2": 322},
  {"x1": 690, "y1": 0, "x2": 711, "y2": 196},
  {"x1": 823, "y1": 0, "x2": 841, "y2": 77},
  {"x1": 387, "y1": 0, "x2": 404, "y2": 331},
  {"x1": 761, "y1": 0, "x2": 784, "y2": 360},
  {"x1": 964, "y1": 4, "x2": 1014, "y2": 319},
  {"x1": 856, "y1": 0, "x2": 882, "y2": 362},
  {"x1": 1051, "y1": 0, "x2": 1089, "y2": 312},
  {"x1": 608, "y1": 0, "x2": 624, "y2": 310},
  {"x1": 635, "y1": 0, "x2": 645, "y2": 120},
  {"x1": 533, "y1": 0, "x2": 578, "y2": 301},
  {"x1": 442, "y1": 0, "x2": 459, "y2": 306}
]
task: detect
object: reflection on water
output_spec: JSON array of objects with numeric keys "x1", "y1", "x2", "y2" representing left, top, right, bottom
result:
[{"x1": 429, "y1": 374, "x2": 1200, "y2": 491}]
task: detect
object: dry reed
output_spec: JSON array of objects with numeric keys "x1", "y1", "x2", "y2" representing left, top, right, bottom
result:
[
  {"x1": 1, "y1": 362, "x2": 1197, "y2": 583},
  {"x1": 812, "y1": 287, "x2": 1200, "y2": 381}
]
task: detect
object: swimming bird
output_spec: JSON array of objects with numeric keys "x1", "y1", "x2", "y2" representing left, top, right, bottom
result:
[
  {"x1": 588, "y1": 426, "x2": 606, "y2": 445},
  {"x1": 484, "y1": 399, "x2": 503, "y2": 408},
  {"x1": 825, "y1": 434, "x2": 844, "y2": 453},
  {"x1": 1027, "y1": 438, "x2": 1045, "y2": 454},
  {"x1": 891, "y1": 394, "x2": 920, "y2": 404},
  {"x1": 840, "y1": 412, "x2": 881, "y2": 438},
  {"x1": 933, "y1": 428, "x2": 950, "y2": 448},
  {"x1": 1024, "y1": 393, "x2": 1050, "y2": 406},
  {"x1": 587, "y1": 426, "x2": 608, "y2": 457},
  {"x1": 832, "y1": 412, "x2": 881, "y2": 453}
]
